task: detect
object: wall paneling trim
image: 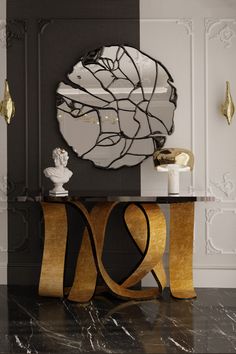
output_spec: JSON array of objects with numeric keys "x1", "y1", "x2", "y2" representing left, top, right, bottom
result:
[
  {"x1": 0, "y1": 0, "x2": 7, "y2": 284},
  {"x1": 4, "y1": 0, "x2": 236, "y2": 287},
  {"x1": 7, "y1": 0, "x2": 141, "y2": 285},
  {"x1": 141, "y1": 0, "x2": 236, "y2": 288}
]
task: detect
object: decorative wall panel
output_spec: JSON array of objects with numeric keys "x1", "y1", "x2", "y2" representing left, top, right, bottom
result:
[
  {"x1": 7, "y1": 19, "x2": 28, "y2": 197},
  {"x1": 141, "y1": 0, "x2": 236, "y2": 288},
  {"x1": 140, "y1": 19, "x2": 194, "y2": 195},
  {"x1": 204, "y1": 17, "x2": 236, "y2": 272},
  {"x1": 0, "y1": 0, "x2": 7, "y2": 284},
  {"x1": 7, "y1": 0, "x2": 141, "y2": 285},
  {"x1": 206, "y1": 208, "x2": 236, "y2": 255},
  {"x1": 205, "y1": 18, "x2": 236, "y2": 199},
  {"x1": 5, "y1": 0, "x2": 236, "y2": 287}
]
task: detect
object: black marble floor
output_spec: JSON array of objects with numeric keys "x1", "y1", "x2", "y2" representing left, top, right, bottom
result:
[{"x1": 0, "y1": 286, "x2": 235, "y2": 354}]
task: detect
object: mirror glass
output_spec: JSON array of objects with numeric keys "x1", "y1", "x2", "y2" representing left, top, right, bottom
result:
[{"x1": 56, "y1": 45, "x2": 177, "y2": 169}]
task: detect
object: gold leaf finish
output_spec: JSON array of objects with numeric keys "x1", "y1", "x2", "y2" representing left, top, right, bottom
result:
[
  {"x1": 39, "y1": 202, "x2": 167, "y2": 302},
  {"x1": 153, "y1": 148, "x2": 194, "y2": 170},
  {"x1": 221, "y1": 81, "x2": 235, "y2": 125},
  {"x1": 39, "y1": 203, "x2": 68, "y2": 297},
  {"x1": 169, "y1": 202, "x2": 196, "y2": 299},
  {"x1": 123, "y1": 203, "x2": 167, "y2": 292},
  {"x1": 71, "y1": 201, "x2": 161, "y2": 301},
  {"x1": 0, "y1": 80, "x2": 15, "y2": 124},
  {"x1": 39, "y1": 201, "x2": 196, "y2": 302}
]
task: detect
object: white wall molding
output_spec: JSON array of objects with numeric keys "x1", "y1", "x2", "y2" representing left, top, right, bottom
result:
[
  {"x1": 177, "y1": 18, "x2": 195, "y2": 188},
  {"x1": 205, "y1": 208, "x2": 236, "y2": 255},
  {"x1": 0, "y1": 264, "x2": 7, "y2": 284},
  {"x1": 204, "y1": 17, "x2": 210, "y2": 194},
  {"x1": 206, "y1": 18, "x2": 236, "y2": 48},
  {"x1": 0, "y1": 175, "x2": 7, "y2": 202},
  {"x1": 205, "y1": 17, "x2": 236, "y2": 194},
  {"x1": 204, "y1": 15, "x2": 236, "y2": 263},
  {"x1": 141, "y1": 2, "x2": 236, "y2": 288},
  {"x1": 176, "y1": 18, "x2": 193, "y2": 36},
  {"x1": 0, "y1": 20, "x2": 6, "y2": 48},
  {"x1": 140, "y1": 17, "x2": 195, "y2": 194},
  {"x1": 205, "y1": 18, "x2": 221, "y2": 34},
  {"x1": 205, "y1": 207, "x2": 221, "y2": 224},
  {"x1": 209, "y1": 172, "x2": 236, "y2": 202}
]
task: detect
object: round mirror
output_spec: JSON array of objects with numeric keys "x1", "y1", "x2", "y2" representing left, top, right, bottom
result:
[{"x1": 56, "y1": 45, "x2": 177, "y2": 169}]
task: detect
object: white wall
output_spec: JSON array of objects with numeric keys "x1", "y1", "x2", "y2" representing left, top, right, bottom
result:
[
  {"x1": 141, "y1": 0, "x2": 236, "y2": 287},
  {"x1": 0, "y1": 0, "x2": 7, "y2": 284}
]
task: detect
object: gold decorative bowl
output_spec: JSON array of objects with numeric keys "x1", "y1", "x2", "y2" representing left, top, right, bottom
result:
[{"x1": 153, "y1": 148, "x2": 194, "y2": 170}]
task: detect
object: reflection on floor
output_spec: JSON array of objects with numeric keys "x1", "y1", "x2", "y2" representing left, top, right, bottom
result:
[{"x1": 0, "y1": 286, "x2": 236, "y2": 353}]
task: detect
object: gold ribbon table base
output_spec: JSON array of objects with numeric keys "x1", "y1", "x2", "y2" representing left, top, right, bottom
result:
[
  {"x1": 39, "y1": 201, "x2": 196, "y2": 302},
  {"x1": 70, "y1": 202, "x2": 167, "y2": 302},
  {"x1": 39, "y1": 203, "x2": 67, "y2": 298},
  {"x1": 169, "y1": 202, "x2": 196, "y2": 299}
]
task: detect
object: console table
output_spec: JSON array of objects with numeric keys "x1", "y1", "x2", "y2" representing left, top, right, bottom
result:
[{"x1": 38, "y1": 195, "x2": 213, "y2": 302}]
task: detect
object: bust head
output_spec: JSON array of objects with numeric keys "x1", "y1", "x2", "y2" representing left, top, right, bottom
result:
[
  {"x1": 52, "y1": 148, "x2": 69, "y2": 167},
  {"x1": 44, "y1": 148, "x2": 73, "y2": 196}
]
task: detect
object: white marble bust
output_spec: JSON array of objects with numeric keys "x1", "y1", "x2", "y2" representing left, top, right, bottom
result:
[{"x1": 44, "y1": 148, "x2": 73, "y2": 196}]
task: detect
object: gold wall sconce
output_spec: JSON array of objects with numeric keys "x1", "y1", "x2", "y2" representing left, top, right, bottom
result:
[
  {"x1": 0, "y1": 80, "x2": 15, "y2": 124},
  {"x1": 221, "y1": 81, "x2": 235, "y2": 125}
]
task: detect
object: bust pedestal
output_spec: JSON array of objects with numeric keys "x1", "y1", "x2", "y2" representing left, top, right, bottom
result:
[{"x1": 49, "y1": 186, "x2": 68, "y2": 197}]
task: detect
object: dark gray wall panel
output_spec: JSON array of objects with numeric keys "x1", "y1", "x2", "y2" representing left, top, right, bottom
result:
[
  {"x1": 39, "y1": 18, "x2": 140, "y2": 195},
  {"x1": 7, "y1": 0, "x2": 141, "y2": 285},
  {"x1": 7, "y1": 0, "x2": 139, "y2": 20}
]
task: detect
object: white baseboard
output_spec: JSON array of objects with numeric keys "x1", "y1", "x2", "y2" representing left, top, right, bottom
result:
[
  {"x1": 193, "y1": 269, "x2": 236, "y2": 288},
  {"x1": 142, "y1": 268, "x2": 236, "y2": 288},
  {"x1": 0, "y1": 264, "x2": 7, "y2": 284}
]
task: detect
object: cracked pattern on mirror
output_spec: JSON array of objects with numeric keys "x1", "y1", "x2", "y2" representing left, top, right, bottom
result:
[{"x1": 57, "y1": 45, "x2": 177, "y2": 169}]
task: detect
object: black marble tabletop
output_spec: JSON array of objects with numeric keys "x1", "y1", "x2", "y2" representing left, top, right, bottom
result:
[{"x1": 12, "y1": 193, "x2": 214, "y2": 204}]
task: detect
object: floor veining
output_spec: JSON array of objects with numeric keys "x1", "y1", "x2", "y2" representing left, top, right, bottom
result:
[{"x1": 0, "y1": 286, "x2": 236, "y2": 353}]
